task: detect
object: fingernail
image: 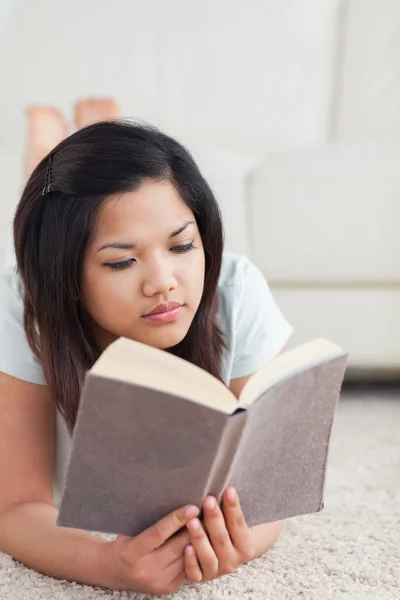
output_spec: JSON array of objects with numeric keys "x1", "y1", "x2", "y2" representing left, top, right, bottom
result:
[
  {"x1": 184, "y1": 505, "x2": 199, "y2": 519},
  {"x1": 227, "y1": 487, "x2": 236, "y2": 501},
  {"x1": 188, "y1": 518, "x2": 200, "y2": 531},
  {"x1": 185, "y1": 545, "x2": 195, "y2": 556},
  {"x1": 205, "y1": 496, "x2": 216, "y2": 510}
]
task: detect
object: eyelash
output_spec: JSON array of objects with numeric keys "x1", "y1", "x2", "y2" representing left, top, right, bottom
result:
[
  {"x1": 105, "y1": 242, "x2": 195, "y2": 271},
  {"x1": 171, "y1": 242, "x2": 194, "y2": 254}
]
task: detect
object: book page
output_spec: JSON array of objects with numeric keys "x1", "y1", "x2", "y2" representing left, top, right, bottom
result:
[
  {"x1": 238, "y1": 338, "x2": 346, "y2": 409},
  {"x1": 90, "y1": 337, "x2": 239, "y2": 414}
]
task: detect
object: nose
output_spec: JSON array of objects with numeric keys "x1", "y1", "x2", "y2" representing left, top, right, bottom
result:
[{"x1": 142, "y1": 258, "x2": 178, "y2": 298}]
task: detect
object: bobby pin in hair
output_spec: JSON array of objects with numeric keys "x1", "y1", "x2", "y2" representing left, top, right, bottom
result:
[{"x1": 42, "y1": 155, "x2": 53, "y2": 195}]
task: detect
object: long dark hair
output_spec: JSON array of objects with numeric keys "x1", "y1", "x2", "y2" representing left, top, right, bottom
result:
[{"x1": 14, "y1": 120, "x2": 225, "y2": 434}]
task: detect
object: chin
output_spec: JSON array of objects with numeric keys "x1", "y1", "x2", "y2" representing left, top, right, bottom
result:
[{"x1": 143, "y1": 324, "x2": 189, "y2": 350}]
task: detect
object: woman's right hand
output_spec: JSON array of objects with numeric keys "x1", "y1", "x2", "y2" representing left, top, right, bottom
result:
[{"x1": 106, "y1": 504, "x2": 200, "y2": 593}]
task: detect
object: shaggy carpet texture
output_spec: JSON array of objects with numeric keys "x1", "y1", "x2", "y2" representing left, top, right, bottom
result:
[{"x1": 1, "y1": 391, "x2": 399, "y2": 599}]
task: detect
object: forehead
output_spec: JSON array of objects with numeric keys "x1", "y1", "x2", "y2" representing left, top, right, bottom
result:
[{"x1": 94, "y1": 179, "x2": 195, "y2": 240}]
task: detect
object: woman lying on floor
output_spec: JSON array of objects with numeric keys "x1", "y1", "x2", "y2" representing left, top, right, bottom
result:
[{"x1": 0, "y1": 99, "x2": 292, "y2": 594}]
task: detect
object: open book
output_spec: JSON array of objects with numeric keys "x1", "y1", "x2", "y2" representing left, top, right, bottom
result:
[{"x1": 57, "y1": 337, "x2": 348, "y2": 537}]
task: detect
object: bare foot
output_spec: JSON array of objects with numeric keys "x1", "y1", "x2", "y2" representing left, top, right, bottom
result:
[
  {"x1": 74, "y1": 98, "x2": 120, "y2": 130},
  {"x1": 24, "y1": 106, "x2": 68, "y2": 179}
]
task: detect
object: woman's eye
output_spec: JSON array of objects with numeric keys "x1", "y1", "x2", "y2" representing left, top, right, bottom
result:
[
  {"x1": 171, "y1": 242, "x2": 194, "y2": 253},
  {"x1": 105, "y1": 259, "x2": 136, "y2": 271}
]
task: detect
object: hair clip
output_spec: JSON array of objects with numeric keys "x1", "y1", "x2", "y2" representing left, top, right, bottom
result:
[{"x1": 42, "y1": 155, "x2": 53, "y2": 195}]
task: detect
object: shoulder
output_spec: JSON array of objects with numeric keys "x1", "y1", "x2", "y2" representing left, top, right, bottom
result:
[
  {"x1": 217, "y1": 253, "x2": 293, "y2": 380},
  {"x1": 217, "y1": 252, "x2": 255, "y2": 289},
  {"x1": 0, "y1": 266, "x2": 21, "y2": 294},
  {"x1": 216, "y1": 252, "x2": 253, "y2": 342},
  {"x1": 0, "y1": 266, "x2": 25, "y2": 320},
  {"x1": 217, "y1": 252, "x2": 271, "y2": 313},
  {"x1": 0, "y1": 267, "x2": 45, "y2": 384}
]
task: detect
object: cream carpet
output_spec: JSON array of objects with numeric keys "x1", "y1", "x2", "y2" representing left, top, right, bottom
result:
[{"x1": 1, "y1": 391, "x2": 399, "y2": 600}]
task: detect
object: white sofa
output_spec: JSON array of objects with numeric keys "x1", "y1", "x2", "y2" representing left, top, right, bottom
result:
[{"x1": 0, "y1": 0, "x2": 399, "y2": 373}]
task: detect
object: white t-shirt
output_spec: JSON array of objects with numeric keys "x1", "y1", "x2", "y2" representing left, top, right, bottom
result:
[{"x1": 0, "y1": 252, "x2": 293, "y2": 505}]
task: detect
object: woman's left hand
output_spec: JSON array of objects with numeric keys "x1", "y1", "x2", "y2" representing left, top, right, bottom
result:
[{"x1": 184, "y1": 486, "x2": 255, "y2": 583}]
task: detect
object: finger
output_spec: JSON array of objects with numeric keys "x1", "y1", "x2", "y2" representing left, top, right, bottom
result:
[
  {"x1": 164, "y1": 528, "x2": 191, "y2": 556},
  {"x1": 202, "y1": 496, "x2": 235, "y2": 562},
  {"x1": 167, "y1": 570, "x2": 187, "y2": 594},
  {"x1": 152, "y1": 528, "x2": 191, "y2": 569},
  {"x1": 148, "y1": 557, "x2": 186, "y2": 595},
  {"x1": 222, "y1": 487, "x2": 253, "y2": 557},
  {"x1": 187, "y1": 518, "x2": 218, "y2": 581},
  {"x1": 133, "y1": 505, "x2": 199, "y2": 558},
  {"x1": 184, "y1": 545, "x2": 203, "y2": 583},
  {"x1": 161, "y1": 556, "x2": 185, "y2": 584}
]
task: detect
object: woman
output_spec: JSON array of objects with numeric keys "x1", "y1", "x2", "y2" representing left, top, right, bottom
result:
[{"x1": 0, "y1": 102, "x2": 292, "y2": 594}]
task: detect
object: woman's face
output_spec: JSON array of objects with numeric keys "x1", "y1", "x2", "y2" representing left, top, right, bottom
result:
[{"x1": 82, "y1": 179, "x2": 206, "y2": 351}]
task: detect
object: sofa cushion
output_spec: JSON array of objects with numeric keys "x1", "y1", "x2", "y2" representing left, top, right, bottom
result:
[
  {"x1": 186, "y1": 141, "x2": 264, "y2": 257},
  {"x1": 248, "y1": 142, "x2": 400, "y2": 282},
  {"x1": 273, "y1": 287, "x2": 400, "y2": 368}
]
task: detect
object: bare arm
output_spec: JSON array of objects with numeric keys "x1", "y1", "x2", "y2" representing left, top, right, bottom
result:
[
  {"x1": 0, "y1": 501, "x2": 118, "y2": 588},
  {"x1": 0, "y1": 372, "x2": 202, "y2": 593},
  {"x1": 0, "y1": 373, "x2": 118, "y2": 589}
]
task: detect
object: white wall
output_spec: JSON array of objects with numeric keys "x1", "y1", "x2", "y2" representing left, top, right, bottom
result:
[
  {"x1": 0, "y1": 0, "x2": 339, "y2": 152},
  {"x1": 0, "y1": 0, "x2": 340, "y2": 265},
  {"x1": 334, "y1": 0, "x2": 400, "y2": 140}
]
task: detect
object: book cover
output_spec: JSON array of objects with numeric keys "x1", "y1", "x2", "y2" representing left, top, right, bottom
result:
[{"x1": 57, "y1": 341, "x2": 347, "y2": 536}]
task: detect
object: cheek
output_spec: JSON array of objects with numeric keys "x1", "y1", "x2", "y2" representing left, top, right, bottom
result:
[
  {"x1": 82, "y1": 266, "x2": 137, "y2": 321},
  {"x1": 180, "y1": 250, "x2": 205, "y2": 296},
  {"x1": 189, "y1": 248, "x2": 208, "y2": 315}
]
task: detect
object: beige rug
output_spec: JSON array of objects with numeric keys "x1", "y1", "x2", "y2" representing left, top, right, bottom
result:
[{"x1": 1, "y1": 392, "x2": 399, "y2": 600}]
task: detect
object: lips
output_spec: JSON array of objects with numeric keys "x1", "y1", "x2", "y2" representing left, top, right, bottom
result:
[{"x1": 144, "y1": 301, "x2": 182, "y2": 317}]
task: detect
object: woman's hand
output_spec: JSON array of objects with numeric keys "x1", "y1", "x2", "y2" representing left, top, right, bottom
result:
[
  {"x1": 107, "y1": 504, "x2": 199, "y2": 593},
  {"x1": 184, "y1": 486, "x2": 255, "y2": 583}
]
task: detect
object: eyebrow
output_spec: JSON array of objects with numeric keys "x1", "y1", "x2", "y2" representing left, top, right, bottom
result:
[{"x1": 97, "y1": 220, "x2": 196, "y2": 252}]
